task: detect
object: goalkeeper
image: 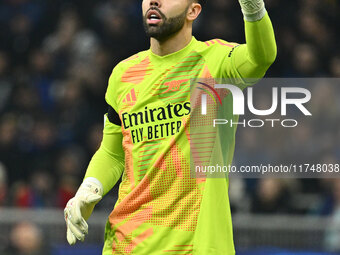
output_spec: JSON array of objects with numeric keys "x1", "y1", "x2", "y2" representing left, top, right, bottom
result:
[{"x1": 64, "y1": 0, "x2": 276, "y2": 254}]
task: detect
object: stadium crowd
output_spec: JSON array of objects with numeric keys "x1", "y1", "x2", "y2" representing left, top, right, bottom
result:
[{"x1": 0, "y1": 0, "x2": 339, "y2": 221}]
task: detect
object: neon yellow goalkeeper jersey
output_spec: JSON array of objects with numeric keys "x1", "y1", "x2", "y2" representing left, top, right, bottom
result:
[
  {"x1": 102, "y1": 36, "x2": 245, "y2": 255},
  {"x1": 87, "y1": 12, "x2": 277, "y2": 255}
]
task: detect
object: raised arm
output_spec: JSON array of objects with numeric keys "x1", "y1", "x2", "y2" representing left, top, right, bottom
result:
[{"x1": 233, "y1": 0, "x2": 277, "y2": 80}]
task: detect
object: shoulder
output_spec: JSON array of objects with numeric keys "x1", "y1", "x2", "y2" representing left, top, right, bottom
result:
[
  {"x1": 194, "y1": 38, "x2": 239, "y2": 54},
  {"x1": 112, "y1": 50, "x2": 150, "y2": 74},
  {"x1": 106, "y1": 51, "x2": 148, "y2": 107},
  {"x1": 203, "y1": 39, "x2": 239, "y2": 48}
]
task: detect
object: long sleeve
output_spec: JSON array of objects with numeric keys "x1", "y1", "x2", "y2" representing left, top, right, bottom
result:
[
  {"x1": 84, "y1": 114, "x2": 125, "y2": 196},
  {"x1": 233, "y1": 12, "x2": 277, "y2": 81}
]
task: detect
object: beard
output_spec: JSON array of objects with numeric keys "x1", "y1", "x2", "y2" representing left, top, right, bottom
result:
[{"x1": 143, "y1": 7, "x2": 188, "y2": 41}]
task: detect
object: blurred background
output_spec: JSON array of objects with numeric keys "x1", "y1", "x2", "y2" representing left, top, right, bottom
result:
[{"x1": 0, "y1": 0, "x2": 339, "y2": 254}]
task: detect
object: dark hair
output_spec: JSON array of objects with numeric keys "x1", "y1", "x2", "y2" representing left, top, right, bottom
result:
[
  {"x1": 192, "y1": 0, "x2": 206, "y2": 7},
  {"x1": 199, "y1": 0, "x2": 206, "y2": 7}
]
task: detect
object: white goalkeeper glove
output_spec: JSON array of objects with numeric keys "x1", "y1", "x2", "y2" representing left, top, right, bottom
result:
[
  {"x1": 64, "y1": 177, "x2": 103, "y2": 245},
  {"x1": 238, "y1": 0, "x2": 266, "y2": 22}
]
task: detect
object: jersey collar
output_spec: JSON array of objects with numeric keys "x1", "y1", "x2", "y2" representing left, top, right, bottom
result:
[{"x1": 148, "y1": 36, "x2": 197, "y2": 66}]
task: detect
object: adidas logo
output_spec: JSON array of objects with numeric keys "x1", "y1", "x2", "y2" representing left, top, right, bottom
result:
[{"x1": 122, "y1": 88, "x2": 138, "y2": 105}]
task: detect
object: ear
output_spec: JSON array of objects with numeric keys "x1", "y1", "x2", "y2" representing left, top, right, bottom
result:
[{"x1": 187, "y1": 3, "x2": 202, "y2": 22}]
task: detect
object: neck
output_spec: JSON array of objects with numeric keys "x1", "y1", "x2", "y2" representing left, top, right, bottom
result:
[{"x1": 150, "y1": 25, "x2": 192, "y2": 56}]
